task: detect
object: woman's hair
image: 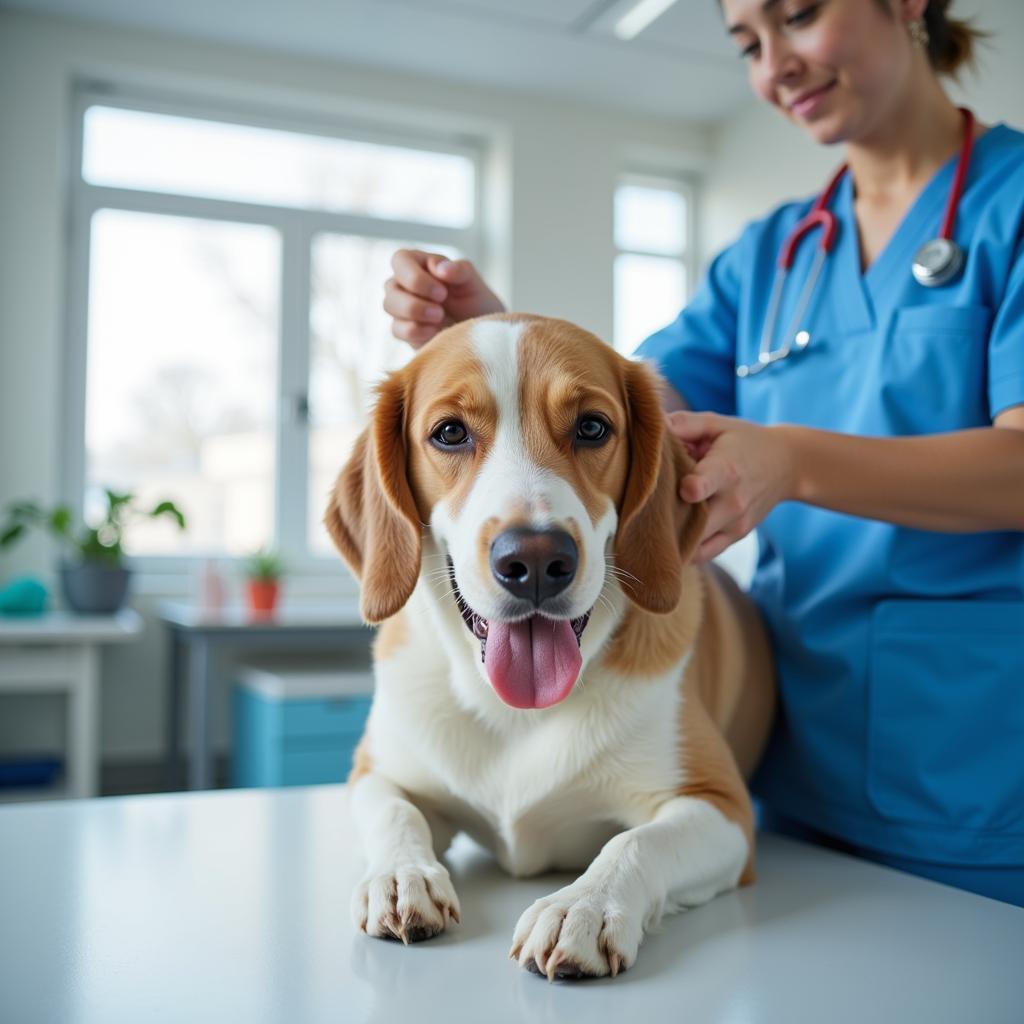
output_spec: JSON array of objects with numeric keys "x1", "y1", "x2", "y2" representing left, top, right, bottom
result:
[{"x1": 878, "y1": 0, "x2": 986, "y2": 76}]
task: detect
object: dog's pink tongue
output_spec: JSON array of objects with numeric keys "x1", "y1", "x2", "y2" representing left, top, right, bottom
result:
[{"x1": 484, "y1": 617, "x2": 582, "y2": 709}]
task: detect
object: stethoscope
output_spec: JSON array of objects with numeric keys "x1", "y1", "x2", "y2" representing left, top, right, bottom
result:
[{"x1": 736, "y1": 107, "x2": 976, "y2": 378}]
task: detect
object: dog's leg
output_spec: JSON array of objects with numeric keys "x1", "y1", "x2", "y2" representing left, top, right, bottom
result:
[
  {"x1": 510, "y1": 794, "x2": 748, "y2": 979},
  {"x1": 350, "y1": 772, "x2": 462, "y2": 943}
]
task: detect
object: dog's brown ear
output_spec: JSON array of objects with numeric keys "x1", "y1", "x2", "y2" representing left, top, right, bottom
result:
[
  {"x1": 614, "y1": 361, "x2": 707, "y2": 614},
  {"x1": 324, "y1": 372, "x2": 421, "y2": 623}
]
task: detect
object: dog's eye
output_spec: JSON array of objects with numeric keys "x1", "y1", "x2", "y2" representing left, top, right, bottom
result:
[
  {"x1": 575, "y1": 415, "x2": 611, "y2": 446},
  {"x1": 432, "y1": 420, "x2": 471, "y2": 448}
]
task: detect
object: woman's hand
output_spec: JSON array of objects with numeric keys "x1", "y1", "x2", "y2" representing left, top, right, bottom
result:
[
  {"x1": 384, "y1": 249, "x2": 506, "y2": 349},
  {"x1": 666, "y1": 411, "x2": 798, "y2": 562}
]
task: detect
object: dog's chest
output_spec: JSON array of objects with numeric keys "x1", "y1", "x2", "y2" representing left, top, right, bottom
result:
[
  {"x1": 444, "y1": 781, "x2": 627, "y2": 877},
  {"x1": 376, "y1": 661, "x2": 684, "y2": 876}
]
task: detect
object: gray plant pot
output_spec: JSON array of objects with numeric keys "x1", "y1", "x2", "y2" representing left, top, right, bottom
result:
[{"x1": 59, "y1": 560, "x2": 132, "y2": 615}]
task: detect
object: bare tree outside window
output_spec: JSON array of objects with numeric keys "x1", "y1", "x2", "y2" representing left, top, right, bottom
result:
[{"x1": 86, "y1": 211, "x2": 279, "y2": 556}]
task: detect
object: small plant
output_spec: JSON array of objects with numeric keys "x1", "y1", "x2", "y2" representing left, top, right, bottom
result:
[
  {"x1": 244, "y1": 548, "x2": 285, "y2": 582},
  {"x1": 244, "y1": 548, "x2": 285, "y2": 616},
  {"x1": 0, "y1": 489, "x2": 186, "y2": 565}
]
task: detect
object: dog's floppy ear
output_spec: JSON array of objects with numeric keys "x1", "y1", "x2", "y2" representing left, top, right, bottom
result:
[
  {"x1": 614, "y1": 361, "x2": 708, "y2": 614},
  {"x1": 324, "y1": 371, "x2": 421, "y2": 623}
]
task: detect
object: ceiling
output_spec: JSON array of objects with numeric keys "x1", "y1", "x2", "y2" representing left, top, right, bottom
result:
[{"x1": 0, "y1": 0, "x2": 755, "y2": 122}]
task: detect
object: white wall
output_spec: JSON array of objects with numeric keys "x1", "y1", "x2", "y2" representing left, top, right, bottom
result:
[{"x1": 0, "y1": 10, "x2": 710, "y2": 763}]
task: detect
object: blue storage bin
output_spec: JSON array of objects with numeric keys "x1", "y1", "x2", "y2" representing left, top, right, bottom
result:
[{"x1": 231, "y1": 658, "x2": 373, "y2": 789}]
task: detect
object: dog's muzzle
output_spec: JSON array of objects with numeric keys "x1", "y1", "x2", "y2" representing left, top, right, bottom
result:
[{"x1": 447, "y1": 554, "x2": 592, "y2": 710}]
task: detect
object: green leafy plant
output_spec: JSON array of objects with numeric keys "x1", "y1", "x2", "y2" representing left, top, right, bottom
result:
[
  {"x1": 0, "y1": 489, "x2": 187, "y2": 565},
  {"x1": 244, "y1": 548, "x2": 284, "y2": 582}
]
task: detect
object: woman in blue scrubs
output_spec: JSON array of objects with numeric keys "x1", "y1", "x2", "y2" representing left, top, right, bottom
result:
[{"x1": 383, "y1": 0, "x2": 1024, "y2": 906}]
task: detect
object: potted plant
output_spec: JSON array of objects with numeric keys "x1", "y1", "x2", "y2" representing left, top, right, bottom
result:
[
  {"x1": 0, "y1": 490, "x2": 186, "y2": 614},
  {"x1": 244, "y1": 548, "x2": 284, "y2": 616}
]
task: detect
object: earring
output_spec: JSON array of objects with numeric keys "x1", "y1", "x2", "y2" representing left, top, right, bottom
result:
[{"x1": 908, "y1": 18, "x2": 930, "y2": 49}]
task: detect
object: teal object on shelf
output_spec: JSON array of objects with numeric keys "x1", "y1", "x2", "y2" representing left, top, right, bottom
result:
[
  {"x1": 231, "y1": 660, "x2": 373, "y2": 789},
  {"x1": 0, "y1": 577, "x2": 49, "y2": 616}
]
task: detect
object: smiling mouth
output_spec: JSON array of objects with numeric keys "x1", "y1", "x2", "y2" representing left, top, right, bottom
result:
[
  {"x1": 789, "y1": 80, "x2": 837, "y2": 114},
  {"x1": 447, "y1": 560, "x2": 591, "y2": 663}
]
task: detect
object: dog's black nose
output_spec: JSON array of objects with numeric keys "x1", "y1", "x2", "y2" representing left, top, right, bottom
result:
[{"x1": 490, "y1": 528, "x2": 578, "y2": 605}]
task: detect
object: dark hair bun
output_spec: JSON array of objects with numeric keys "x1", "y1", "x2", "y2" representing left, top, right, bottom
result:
[{"x1": 925, "y1": 0, "x2": 986, "y2": 76}]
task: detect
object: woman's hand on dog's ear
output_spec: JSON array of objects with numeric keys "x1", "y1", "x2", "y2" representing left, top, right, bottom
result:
[
  {"x1": 384, "y1": 249, "x2": 506, "y2": 349},
  {"x1": 667, "y1": 411, "x2": 798, "y2": 563}
]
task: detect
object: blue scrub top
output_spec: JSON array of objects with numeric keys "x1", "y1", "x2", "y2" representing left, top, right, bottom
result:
[{"x1": 637, "y1": 124, "x2": 1024, "y2": 903}]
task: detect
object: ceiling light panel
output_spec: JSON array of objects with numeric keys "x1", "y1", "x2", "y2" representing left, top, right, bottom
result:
[{"x1": 612, "y1": 0, "x2": 681, "y2": 40}]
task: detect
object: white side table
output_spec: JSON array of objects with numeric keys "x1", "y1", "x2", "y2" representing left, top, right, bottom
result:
[
  {"x1": 0, "y1": 610, "x2": 142, "y2": 800},
  {"x1": 158, "y1": 601, "x2": 366, "y2": 791}
]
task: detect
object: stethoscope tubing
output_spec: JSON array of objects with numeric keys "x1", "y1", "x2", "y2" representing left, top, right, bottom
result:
[
  {"x1": 941, "y1": 108, "x2": 976, "y2": 241},
  {"x1": 737, "y1": 108, "x2": 976, "y2": 379}
]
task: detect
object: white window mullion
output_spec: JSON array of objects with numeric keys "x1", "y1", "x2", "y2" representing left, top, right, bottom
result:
[
  {"x1": 276, "y1": 219, "x2": 313, "y2": 566},
  {"x1": 61, "y1": 189, "x2": 93, "y2": 515},
  {"x1": 62, "y1": 91, "x2": 91, "y2": 516},
  {"x1": 79, "y1": 184, "x2": 472, "y2": 250}
]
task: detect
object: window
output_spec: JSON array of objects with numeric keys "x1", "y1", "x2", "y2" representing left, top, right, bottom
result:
[
  {"x1": 68, "y1": 88, "x2": 483, "y2": 571},
  {"x1": 82, "y1": 105, "x2": 475, "y2": 227},
  {"x1": 85, "y1": 211, "x2": 280, "y2": 556},
  {"x1": 613, "y1": 176, "x2": 693, "y2": 355},
  {"x1": 305, "y1": 232, "x2": 457, "y2": 556}
]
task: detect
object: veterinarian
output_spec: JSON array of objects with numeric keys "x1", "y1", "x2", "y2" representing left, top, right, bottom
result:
[{"x1": 382, "y1": 0, "x2": 1024, "y2": 907}]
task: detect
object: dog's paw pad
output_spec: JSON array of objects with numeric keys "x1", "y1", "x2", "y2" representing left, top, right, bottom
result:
[
  {"x1": 353, "y1": 863, "x2": 461, "y2": 943},
  {"x1": 511, "y1": 887, "x2": 641, "y2": 980}
]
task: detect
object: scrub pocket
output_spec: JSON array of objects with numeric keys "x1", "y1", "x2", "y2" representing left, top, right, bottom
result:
[
  {"x1": 866, "y1": 599, "x2": 1024, "y2": 836},
  {"x1": 884, "y1": 304, "x2": 993, "y2": 431},
  {"x1": 893, "y1": 303, "x2": 992, "y2": 334}
]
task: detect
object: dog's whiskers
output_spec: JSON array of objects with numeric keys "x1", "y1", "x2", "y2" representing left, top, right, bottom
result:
[
  {"x1": 423, "y1": 568, "x2": 455, "y2": 581},
  {"x1": 424, "y1": 572, "x2": 458, "y2": 594},
  {"x1": 604, "y1": 569, "x2": 640, "y2": 598},
  {"x1": 423, "y1": 579, "x2": 455, "y2": 595},
  {"x1": 603, "y1": 558, "x2": 642, "y2": 585}
]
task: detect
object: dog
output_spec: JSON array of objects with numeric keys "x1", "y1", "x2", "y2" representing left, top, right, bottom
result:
[{"x1": 325, "y1": 313, "x2": 775, "y2": 979}]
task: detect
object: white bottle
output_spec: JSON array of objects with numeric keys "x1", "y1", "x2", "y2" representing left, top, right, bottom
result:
[{"x1": 198, "y1": 558, "x2": 226, "y2": 615}]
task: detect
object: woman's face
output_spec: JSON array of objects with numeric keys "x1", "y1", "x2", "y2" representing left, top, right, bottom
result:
[{"x1": 719, "y1": 0, "x2": 923, "y2": 145}]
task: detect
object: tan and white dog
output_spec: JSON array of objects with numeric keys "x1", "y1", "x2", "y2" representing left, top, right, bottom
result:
[{"x1": 325, "y1": 313, "x2": 775, "y2": 980}]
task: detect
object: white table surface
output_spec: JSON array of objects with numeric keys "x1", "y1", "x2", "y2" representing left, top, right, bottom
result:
[
  {"x1": 0, "y1": 608, "x2": 142, "y2": 643},
  {"x1": 0, "y1": 610, "x2": 145, "y2": 800},
  {"x1": 1, "y1": 785, "x2": 1021, "y2": 1024},
  {"x1": 158, "y1": 601, "x2": 364, "y2": 631}
]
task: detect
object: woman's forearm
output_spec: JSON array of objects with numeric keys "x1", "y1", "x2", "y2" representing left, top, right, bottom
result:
[{"x1": 777, "y1": 424, "x2": 1024, "y2": 532}]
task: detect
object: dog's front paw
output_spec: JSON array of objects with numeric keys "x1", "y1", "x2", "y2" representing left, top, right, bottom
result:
[
  {"x1": 509, "y1": 884, "x2": 643, "y2": 980},
  {"x1": 352, "y1": 862, "x2": 461, "y2": 944}
]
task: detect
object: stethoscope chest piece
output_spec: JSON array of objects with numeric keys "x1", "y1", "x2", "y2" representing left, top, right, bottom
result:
[{"x1": 912, "y1": 237, "x2": 965, "y2": 288}]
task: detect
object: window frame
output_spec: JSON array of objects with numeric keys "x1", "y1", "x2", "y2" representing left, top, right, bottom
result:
[
  {"x1": 64, "y1": 82, "x2": 485, "y2": 581},
  {"x1": 612, "y1": 169, "x2": 697, "y2": 353}
]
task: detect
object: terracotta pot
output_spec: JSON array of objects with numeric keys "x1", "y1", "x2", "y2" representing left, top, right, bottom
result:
[{"x1": 246, "y1": 578, "x2": 280, "y2": 616}]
